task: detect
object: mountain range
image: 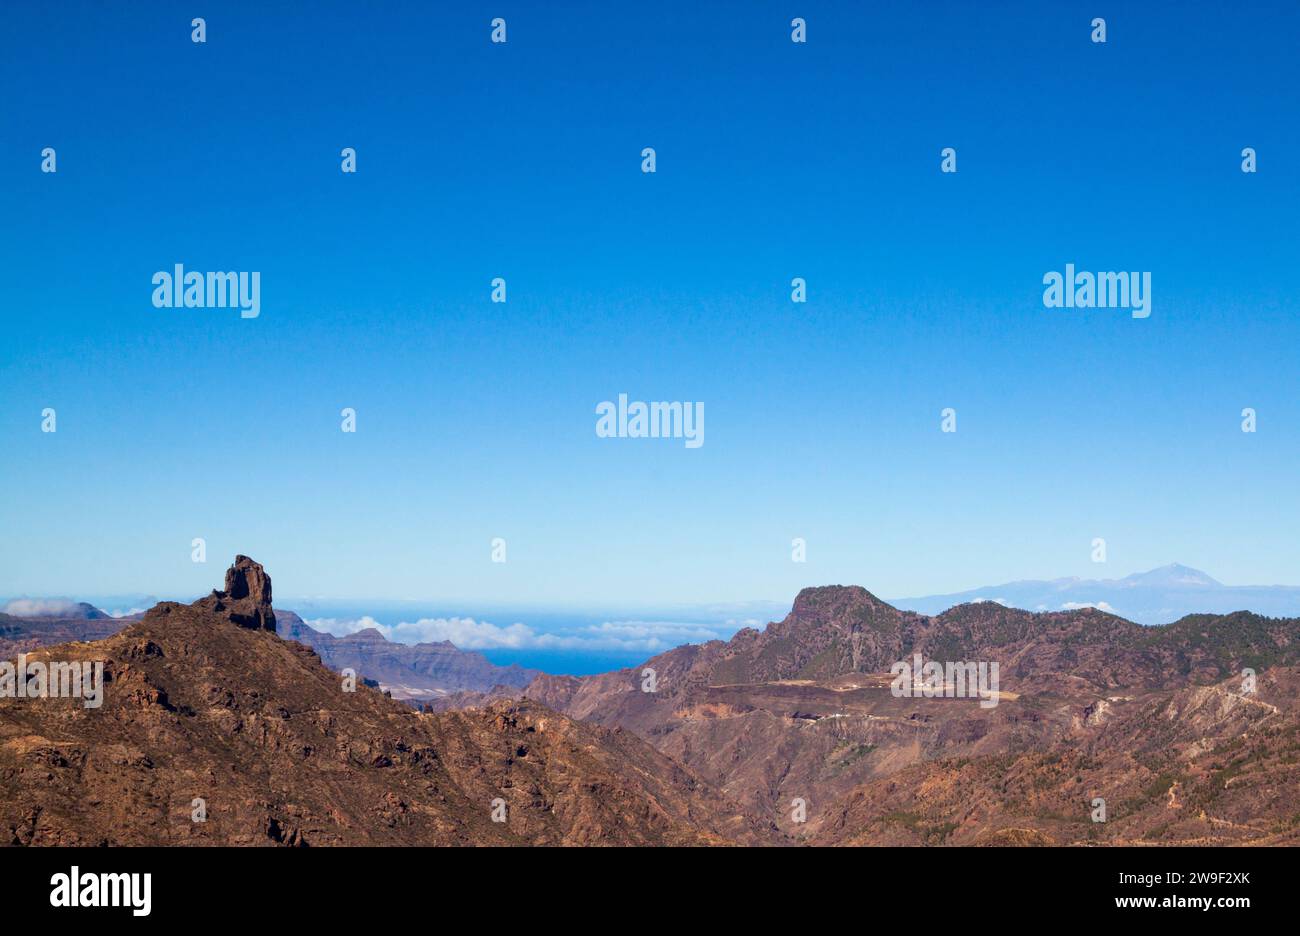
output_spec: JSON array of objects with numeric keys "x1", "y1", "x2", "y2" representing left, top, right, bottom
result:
[
  {"x1": 3, "y1": 556, "x2": 1298, "y2": 846},
  {"x1": 892, "y1": 563, "x2": 1300, "y2": 625},
  {"x1": 513, "y1": 583, "x2": 1300, "y2": 843}
]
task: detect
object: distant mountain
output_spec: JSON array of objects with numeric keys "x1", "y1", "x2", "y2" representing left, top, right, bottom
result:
[
  {"x1": 0, "y1": 599, "x2": 112, "y2": 619},
  {"x1": 0, "y1": 610, "x2": 123, "y2": 658},
  {"x1": 890, "y1": 564, "x2": 1300, "y2": 625},
  {"x1": 275, "y1": 610, "x2": 539, "y2": 701},
  {"x1": 0, "y1": 557, "x2": 766, "y2": 845}
]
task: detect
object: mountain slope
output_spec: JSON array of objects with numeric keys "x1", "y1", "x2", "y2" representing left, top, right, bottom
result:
[
  {"x1": 0, "y1": 557, "x2": 765, "y2": 846},
  {"x1": 811, "y1": 666, "x2": 1300, "y2": 845},
  {"x1": 516, "y1": 585, "x2": 1300, "y2": 835}
]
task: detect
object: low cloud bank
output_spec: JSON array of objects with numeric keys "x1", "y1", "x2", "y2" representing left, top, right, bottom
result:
[{"x1": 2, "y1": 598, "x2": 81, "y2": 617}]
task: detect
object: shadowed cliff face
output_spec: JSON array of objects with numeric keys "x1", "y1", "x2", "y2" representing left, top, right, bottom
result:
[
  {"x1": 0, "y1": 557, "x2": 769, "y2": 846},
  {"x1": 190, "y1": 554, "x2": 276, "y2": 632}
]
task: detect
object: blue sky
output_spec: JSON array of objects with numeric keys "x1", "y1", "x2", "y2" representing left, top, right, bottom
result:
[{"x1": 3, "y1": 0, "x2": 1299, "y2": 612}]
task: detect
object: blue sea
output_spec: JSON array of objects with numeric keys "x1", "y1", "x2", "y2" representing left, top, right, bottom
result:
[{"x1": 268, "y1": 599, "x2": 788, "y2": 676}]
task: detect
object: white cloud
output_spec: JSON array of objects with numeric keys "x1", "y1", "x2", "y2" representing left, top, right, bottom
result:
[
  {"x1": 2, "y1": 598, "x2": 80, "y2": 617},
  {"x1": 578, "y1": 620, "x2": 725, "y2": 646},
  {"x1": 1061, "y1": 601, "x2": 1118, "y2": 613},
  {"x1": 386, "y1": 618, "x2": 542, "y2": 650},
  {"x1": 305, "y1": 615, "x2": 384, "y2": 637}
]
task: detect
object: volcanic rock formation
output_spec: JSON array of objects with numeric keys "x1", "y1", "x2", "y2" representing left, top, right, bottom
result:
[{"x1": 191, "y1": 554, "x2": 276, "y2": 631}]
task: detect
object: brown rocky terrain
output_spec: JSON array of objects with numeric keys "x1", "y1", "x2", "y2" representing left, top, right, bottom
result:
[
  {"x1": 811, "y1": 666, "x2": 1300, "y2": 845},
  {"x1": 0, "y1": 558, "x2": 769, "y2": 846},
  {"x1": 4, "y1": 565, "x2": 1296, "y2": 846},
  {"x1": 510, "y1": 585, "x2": 1300, "y2": 840}
]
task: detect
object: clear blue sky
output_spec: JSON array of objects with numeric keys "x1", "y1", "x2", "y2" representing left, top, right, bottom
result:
[{"x1": 3, "y1": 0, "x2": 1299, "y2": 606}]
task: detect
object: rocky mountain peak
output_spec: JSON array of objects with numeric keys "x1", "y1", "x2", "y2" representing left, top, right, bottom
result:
[
  {"x1": 790, "y1": 584, "x2": 887, "y2": 624},
  {"x1": 1121, "y1": 563, "x2": 1221, "y2": 588},
  {"x1": 225, "y1": 555, "x2": 271, "y2": 602},
  {"x1": 194, "y1": 555, "x2": 276, "y2": 632},
  {"x1": 342, "y1": 627, "x2": 387, "y2": 642}
]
